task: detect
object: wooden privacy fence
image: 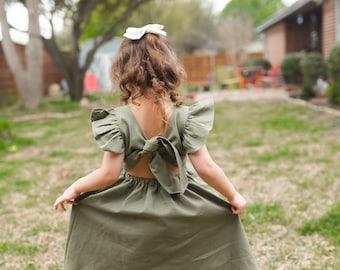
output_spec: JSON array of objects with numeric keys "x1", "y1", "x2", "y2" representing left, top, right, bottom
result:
[{"x1": 180, "y1": 52, "x2": 263, "y2": 86}]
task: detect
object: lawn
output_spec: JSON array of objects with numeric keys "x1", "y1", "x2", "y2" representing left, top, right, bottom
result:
[{"x1": 0, "y1": 93, "x2": 339, "y2": 269}]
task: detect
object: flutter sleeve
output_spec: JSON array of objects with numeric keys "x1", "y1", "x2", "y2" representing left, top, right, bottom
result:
[
  {"x1": 182, "y1": 98, "x2": 214, "y2": 154},
  {"x1": 91, "y1": 108, "x2": 124, "y2": 153}
]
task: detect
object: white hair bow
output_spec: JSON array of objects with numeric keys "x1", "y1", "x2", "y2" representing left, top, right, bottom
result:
[{"x1": 123, "y1": 24, "x2": 167, "y2": 40}]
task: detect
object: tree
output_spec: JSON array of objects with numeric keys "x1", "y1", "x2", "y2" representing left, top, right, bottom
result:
[
  {"x1": 218, "y1": 16, "x2": 254, "y2": 68},
  {"x1": 0, "y1": 0, "x2": 43, "y2": 109},
  {"x1": 126, "y1": 0, "x2": 218, "y2": 55},
  {"x1": 40, "y1": 0, "x2": 151, "y2": 101},
  {"x1": 221, "y1": 0, "x2": 284, "y2": 26}
]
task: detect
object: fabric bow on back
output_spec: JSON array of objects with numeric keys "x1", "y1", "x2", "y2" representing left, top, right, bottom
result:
[{"x1": 125, "y1": 136, "x2": 188, "y2": 195}]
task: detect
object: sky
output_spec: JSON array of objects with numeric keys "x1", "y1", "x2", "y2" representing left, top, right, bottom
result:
[{"x1": 207, "y1": 0, "x2": 298, "y2": 14}]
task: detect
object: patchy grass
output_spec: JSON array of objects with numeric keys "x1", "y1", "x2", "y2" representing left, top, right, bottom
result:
[
  {"x1": 0, "y1": 241, "x2": 38, "y2": 256},
  {"x1": 299, "y1": 203, "x2": 340, "y2": 246},
  {"x1": 0, "y1": 93, "x2": 339, "y2": 269}
]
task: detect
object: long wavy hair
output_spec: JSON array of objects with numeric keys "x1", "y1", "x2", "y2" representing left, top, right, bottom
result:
[{"x1": 111, "y1": 33, "x2": 186, "y2": 131}]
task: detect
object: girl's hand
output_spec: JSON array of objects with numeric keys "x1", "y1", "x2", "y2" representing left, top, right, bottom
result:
[
  {"x1": 229, "y1": 192, "x2": 247, "y2": 215},
  {"x1": 53, "y1": 186, "x2": 79, "y2": 211}
]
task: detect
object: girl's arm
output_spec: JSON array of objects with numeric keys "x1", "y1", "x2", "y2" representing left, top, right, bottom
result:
[
  {"x1": 188, "y1": 145, "x2": 246, "y2": 214},
  {"x1": 54, "y1": 151, "x2": 124, "y2": 211}
]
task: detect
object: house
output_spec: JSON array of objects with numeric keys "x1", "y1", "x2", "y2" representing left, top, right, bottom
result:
[{"x1": 256, "y1": 0, "x2": 340, "y2": 66}]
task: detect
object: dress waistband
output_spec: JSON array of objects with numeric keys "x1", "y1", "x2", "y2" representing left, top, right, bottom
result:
[{"x1": 126, "y1": 173, "x2": 157, "y2": 181}]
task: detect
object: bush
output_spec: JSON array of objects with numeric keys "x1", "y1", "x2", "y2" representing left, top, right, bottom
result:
[
  {"x1": 327, "y1": 43, "x2": 340, "y2": 82},
  {"x1": 300, "y1": 53, "x2": 327, "y2": 99},
  {"x1": 327, "y1": 43, "x2": 340, "y2": 104},
  {"x1": 239, "y1": 58, "x2": 272, "y2": 70},
  {"x1": 326, "y1": 81, "x2": 340, "y2": 105},
  {"x1": 281, "y1": 53, "x2": 303, "y2": 85}
]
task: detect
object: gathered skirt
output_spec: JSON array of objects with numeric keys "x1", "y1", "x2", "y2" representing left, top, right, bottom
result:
[{"x1": 63, "y1": 170, "x2": 258, "y2": 270}]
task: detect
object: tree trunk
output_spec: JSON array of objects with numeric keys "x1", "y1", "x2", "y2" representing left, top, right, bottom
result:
[
  {"x1": 25, "y1": 0, "x2": 43, "y2": 108},
  {"x1": 68, "y1": 63, "x2": 85, "y2": 101},
  {"x1": 0, "y1": 0, "x2": 43, "y2": 109}
]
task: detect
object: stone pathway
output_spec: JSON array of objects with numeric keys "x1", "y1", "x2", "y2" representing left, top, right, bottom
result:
[{"x1": 193, "y1": 88, "x2": 288, "y2": 102}]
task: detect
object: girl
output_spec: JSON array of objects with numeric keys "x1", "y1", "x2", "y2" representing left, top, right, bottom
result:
[{"x1": 54, "y1": 24, "x2": 258, "y2": 269}]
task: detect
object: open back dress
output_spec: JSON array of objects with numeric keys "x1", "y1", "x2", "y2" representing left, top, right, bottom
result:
[{"x1": 63, "y1": 99, "x2": 258, "y2": 269}]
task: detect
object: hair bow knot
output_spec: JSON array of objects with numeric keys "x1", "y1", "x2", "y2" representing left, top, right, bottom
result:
[{"x1": 123, "y1": 24, "x2": 167, "y2": 40}]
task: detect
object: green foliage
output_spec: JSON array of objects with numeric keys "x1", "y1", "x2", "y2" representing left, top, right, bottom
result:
[
  {"x1": 222, "y1": 0, "x2": 284, "y2": 26},
  {"x1": 239, "y1": 58, "x2": 272, "y2": 70},
  {"x1": 327, "y1": 43, "x2": 340, "y2": 82},
  {"x1": 300, "y1": 53, "x2": 327, "y2": 99},
  {"x1": 127, "y1": 0, "x2": 218, "y2": 55},
  {"x1": 79, "y1": 0, "x2": 127, "y2": 42},
  {"x1": 281, "y1": 53, "x2": 303, "y2": 85},
  {"x1": 326, "y1": 43, "x2": 340, "y2": 104},
  {"x1": 299, "y1": 203, "x2": 340, "y2": 246},
  {"x1": 0, "y1": 118, "x2": 34, "y2": 154},
  {"x1": 0, "y1": 118, "x2": 13, "y2": 152},
  {"x1": 326, "y1": 81, "x2": 340, "y2": 105}
]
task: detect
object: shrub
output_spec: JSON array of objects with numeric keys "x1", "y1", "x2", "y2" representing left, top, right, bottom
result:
[
  {"x1": 326, "y1": 81, "x2": 340, "y2": 105},
  {"x1": 300, "y1": 53, "x2": 327, "y2": 99},
  {"x1": 327, "y1": 43, "x2": 340, "y2": 82},
  {"x1": 327, "y1": 43, "x2": 340, "y2": 104},
  {"x1": 239, "y1": 58, "x2": 272, "y2": 70},
  {"x1": 281, "y1": 53, "x2": 303, "y2": 85}
]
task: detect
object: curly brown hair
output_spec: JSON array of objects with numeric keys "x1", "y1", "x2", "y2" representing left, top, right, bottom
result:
[{"x1": 111, "y1": 33, "x2": 186, "y2": 112}]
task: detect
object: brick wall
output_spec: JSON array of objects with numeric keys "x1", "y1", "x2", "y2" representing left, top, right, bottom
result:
[
  {"x1": 323, "y1": 0, "x2": 336, "y2": 57},
  {"x1": 264, "y1": 22, "x2": 286, "y2": 66}
]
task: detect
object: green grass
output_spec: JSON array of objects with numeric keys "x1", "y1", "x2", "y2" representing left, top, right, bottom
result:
[
  {"x1": 0, "y1": 241, "x2": 38, "y2": 255},
  {"x1": 0, "y1": 94, "x2": 339, "y2": 269},
  {"x1": 243, "y1": 203, "x2": 287, "y2": 226},
  {"x1": 244, "y1": 137, "x2": 263, "y2": 147},
  {"x1": 299, "y1": 203, "x2": 340, "y2": 246},
  {"x1": 254, "y1": 147, "x2": 301, "y2": 162},
  {"x1": 260, "y1": 116, "x2": 311, "y2": 131}
]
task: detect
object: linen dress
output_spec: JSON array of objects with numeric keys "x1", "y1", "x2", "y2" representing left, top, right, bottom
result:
[{"x1": 63, "y1": 98, "x2": 258, "y2": 270}]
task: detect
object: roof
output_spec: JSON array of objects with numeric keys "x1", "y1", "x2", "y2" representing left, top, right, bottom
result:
[{"x1": 256, "y1": 0, "x2": 322, "y2": 33}]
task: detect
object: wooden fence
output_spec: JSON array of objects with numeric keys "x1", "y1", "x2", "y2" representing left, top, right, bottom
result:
[
  {"x1": 181, "y1": 52, "x2": 263, "y2": 86},
  {"x1": 0, "y1": 43, "x2": 62, "y2": 99}
]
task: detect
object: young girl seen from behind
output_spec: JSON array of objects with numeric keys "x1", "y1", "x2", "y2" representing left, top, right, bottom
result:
[{"x1": 54, "y1": 24, "x2": 258, "y2": 270}]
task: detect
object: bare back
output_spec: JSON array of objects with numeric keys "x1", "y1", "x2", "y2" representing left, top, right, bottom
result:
[{"x1": 127, "y1": 97, "x2": 179, "y2": 178}]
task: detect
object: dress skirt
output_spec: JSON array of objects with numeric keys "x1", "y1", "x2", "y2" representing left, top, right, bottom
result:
[{"x1": 63, "y1": 171, "x2": 258, "y2": 270}]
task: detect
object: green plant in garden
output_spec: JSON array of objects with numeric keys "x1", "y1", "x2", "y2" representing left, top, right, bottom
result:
[
  {"x1": 327, "y1": 81, "x2": 340, "y2": 104},
  {"x1": 0, "y1": 118, "x2": 13, "y2": 151},
  {"x1": 281, "y1": 53, "x2": 303, "y2": 85},
  {"x1": 0, "y1": 118, "x2": 34, "y2": 154},
  {"x1": 327, "y1": 43, "x2": 340, "y2": 104},
  {"x1": 239, "y1": 58, "x2": 272, "y2": 70},
  {"x1": 300, "y1": 53, "x2": 327, "y2": 99}
]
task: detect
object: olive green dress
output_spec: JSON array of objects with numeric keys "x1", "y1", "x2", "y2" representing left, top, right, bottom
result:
[{"x1": 64, "y1": 99, "x2": 258, "y2": 269}]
